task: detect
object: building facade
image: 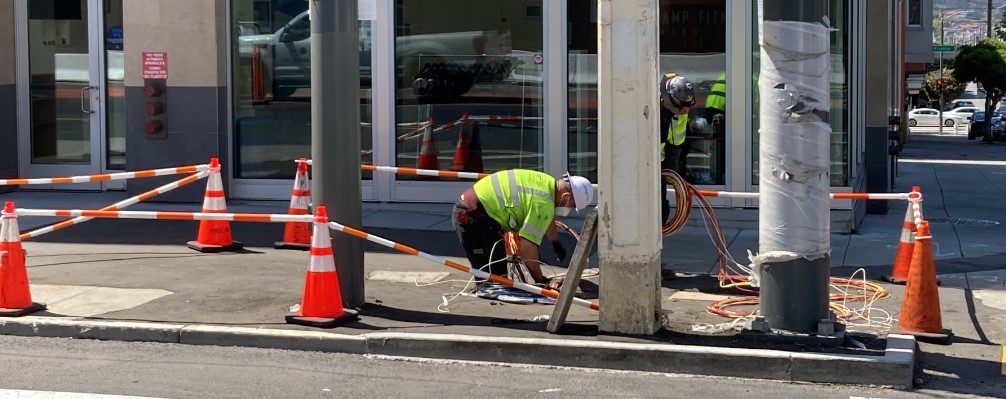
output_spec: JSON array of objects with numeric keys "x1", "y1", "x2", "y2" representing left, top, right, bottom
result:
[{"x1": 2, "y1": 0, "x2": 888, "y2": 231}]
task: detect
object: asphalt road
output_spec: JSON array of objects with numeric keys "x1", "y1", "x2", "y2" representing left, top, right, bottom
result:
[{"x1": 0, "y1": 335, "x2": 950, "y2": 399}]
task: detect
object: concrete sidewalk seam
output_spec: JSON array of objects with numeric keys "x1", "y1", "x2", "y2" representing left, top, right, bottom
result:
[{"x1": 0, "y1": 316, "x2": 916, "y2": 389}]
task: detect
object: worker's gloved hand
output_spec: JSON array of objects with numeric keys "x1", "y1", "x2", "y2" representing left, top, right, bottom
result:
[{"x1": 552, "y1": 240, "x2": 567, "y2": 263}]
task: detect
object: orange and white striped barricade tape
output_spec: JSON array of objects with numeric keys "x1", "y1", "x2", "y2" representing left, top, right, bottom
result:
[
  {"x1": 0, "y1": 164, "x2": 210, "y2": 186},
  {"x1": 467, "y1": 114, "x2": 536, "y2": 128},
  {"x1": 649, "y1": 186, "x2": 915, "y2": 201},
  {"x1": 361, "y1": 165, "x2": 488, "y2": 180},
  {"x1": 20, "y1": 170, "x2": 211, "y2": 240},
  {"x1": 325, "y1": 220, "x2": 600, "y2": 311},
  {"x1": 12, "y1": 207, "x2": 601, "y2": 311},
  {"x1": 15, "y1": 209, "x2": 315, "y2": 224},
  {"x1": 300, "y1": 160, "x2": 490, "y2": 180}
]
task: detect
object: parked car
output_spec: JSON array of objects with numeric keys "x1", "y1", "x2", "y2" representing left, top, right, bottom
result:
[
  {"x1": 944, "y1": 106, "x2": 982, "y2": 125},
  {"x1": 994, "y1": 111, "x2": 1006, "y2": 140},
  {"x1": 907, "y1": 108, "x2": 964, "y2": 127},
  {"x1": 969, "y1": 111, "x2": 988, "y2": 140},
  {"x1": 945, "y1": 99, "x2": 975, "y2": 111}
]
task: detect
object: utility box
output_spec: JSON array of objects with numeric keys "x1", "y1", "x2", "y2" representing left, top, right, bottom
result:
[{"x1": 143, "y1": 79, "x2": 167, "y2": 139}]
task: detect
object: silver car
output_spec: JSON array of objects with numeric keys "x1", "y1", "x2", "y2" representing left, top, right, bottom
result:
[{"x1": 907, "y1": 108, "x2": 964, "y2": 127}]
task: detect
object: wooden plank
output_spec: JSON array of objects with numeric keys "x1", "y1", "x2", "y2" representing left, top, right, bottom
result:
[{"x1": 547, "y1": 209, "x2": 598, "y2": 333}]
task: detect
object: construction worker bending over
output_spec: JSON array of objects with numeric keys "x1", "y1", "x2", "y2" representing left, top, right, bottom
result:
[
  {"x1": 452, "y1": 169, "x2": 593, "y2": 287},
  {"x1": 657, "y1": 72, "x2": 696, "y2": 280},
  {"x1": 658, "y1": 71, "x2": 696, "y2": 221}
]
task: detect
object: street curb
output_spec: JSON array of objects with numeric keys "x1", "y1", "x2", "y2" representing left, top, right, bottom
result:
[{"x1": 0, "y1": 317, "x2": 915, "y2": 388}]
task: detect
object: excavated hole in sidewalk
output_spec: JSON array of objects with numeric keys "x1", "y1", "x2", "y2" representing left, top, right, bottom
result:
[{"x1": 926, "y1": 217, "x2": 1000, "y2": 226}]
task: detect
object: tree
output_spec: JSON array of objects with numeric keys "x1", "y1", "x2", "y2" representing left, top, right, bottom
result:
[
  {"x1": 922, "y1": 68, "x2": 967, "y2": 108},
  {"x1": 953, "y1": 39, "x2": 1006, "y2": 143},
  {"x1": 996, "y1": 7, "x2": 1006, "y2": 41}
]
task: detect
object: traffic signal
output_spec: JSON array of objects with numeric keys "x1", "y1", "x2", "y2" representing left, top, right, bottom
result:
[{"x1": 936, "y1": 79, "x2": 944, "y2": 95}]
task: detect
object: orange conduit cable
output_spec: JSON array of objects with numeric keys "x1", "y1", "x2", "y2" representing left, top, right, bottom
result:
[
  {"x1": 0, "y1": 164, "x2": 210, "y2": 186},
  {"x1": 20, "y1": 171, "x2": 210, "y2": 240}
]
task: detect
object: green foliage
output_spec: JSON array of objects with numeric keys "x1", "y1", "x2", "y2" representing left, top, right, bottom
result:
[
  {"x1": 953, "y1": 39, "x2": 1006, "y2": 101},
  {"x1": 953, "y1": 39, "x2": 1006, "y2": 141},
  {"x1": 922, "y1": 69, "x2": 966, "y2": 106},
  {"x1": 997, "y1": 8, "x2": 1006, "y2": 41}
]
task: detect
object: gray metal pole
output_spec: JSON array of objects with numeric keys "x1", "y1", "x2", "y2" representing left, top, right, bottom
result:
[
  {"x1": 311, "y1": 0, "x2": 364, "y2": 308},
  {"x1": 757, "y1": 0, "x2": 832, "y2": 334}
]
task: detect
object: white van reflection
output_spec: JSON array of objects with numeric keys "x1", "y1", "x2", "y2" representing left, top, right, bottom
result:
[{"x1": 238, "y1": 10, "x2": 509, "y2": 100}]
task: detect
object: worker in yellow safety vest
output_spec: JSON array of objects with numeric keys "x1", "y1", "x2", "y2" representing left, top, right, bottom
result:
[
  {"x1": 658, "y1": 72, "x2": 695, "y2": 281},
  {"x1": 704, "y1": 71, "x2": 727, "y2": 183},
  {"x1": 452, "y1": 169, "x2": 593, "y2": 287},
  {"x1": 659, "y1": 72, "x2": 695, "y2": 174},
  {"x1": 658, "y1": 72, "x2": 696, "y2": 218},
  {"x1": 705, "y1": 72, "x2": 727, "y2": 120}
]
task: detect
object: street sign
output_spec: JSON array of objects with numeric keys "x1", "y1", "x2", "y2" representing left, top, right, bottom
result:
[{"x1": 933, "y1": 45, "x2": 956, "y2": 52}]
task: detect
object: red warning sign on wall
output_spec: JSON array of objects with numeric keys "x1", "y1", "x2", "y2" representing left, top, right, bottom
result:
[{"x1": 142, "y1": 52, "x2": 168, "y2": 79}]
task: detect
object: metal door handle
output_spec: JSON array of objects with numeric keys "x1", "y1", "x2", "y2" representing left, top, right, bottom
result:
[{"x1": 80, "y1": 86, "x2": 95, "y2": 114}]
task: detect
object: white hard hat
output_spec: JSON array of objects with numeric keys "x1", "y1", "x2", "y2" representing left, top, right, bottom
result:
[{"x1": 566, "y1": 174, "x2": 593, "y2": 211}]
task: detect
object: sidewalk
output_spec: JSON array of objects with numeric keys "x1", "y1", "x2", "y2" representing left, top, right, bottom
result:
[{"x1": 0, "y1": 132, "x2": 1003, "y2": 394}]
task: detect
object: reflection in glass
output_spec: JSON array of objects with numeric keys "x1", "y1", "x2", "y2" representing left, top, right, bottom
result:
[
  {"x1": 105, "y1": 0, "x2": 125, "y2": 170},
  {"x1": 751, "y1": 0, "x2": 849, "y2": 186},
  {"x1": 28, "y1": 0, "x2": 91, "y2": 165},
  {"x1": 231, "y1": 1, "x2": 372, "y2": 179},
  {"x1": 658, "y1": 0, "x2": 727, "y2": 186},
  {"x1": 567, "y1": 0, "x2": 727, "y2": 185},
  {"x1": 395, "y1": 0, "x2": 544, "y2": 180}
]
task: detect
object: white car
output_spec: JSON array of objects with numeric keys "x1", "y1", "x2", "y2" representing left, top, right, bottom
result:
[
  {"x1": 907, "y1": 108, "x2": 964, "y2": 127},
  {"x1": 943, "y1": 106, "x2": 982, "y2": 125}
]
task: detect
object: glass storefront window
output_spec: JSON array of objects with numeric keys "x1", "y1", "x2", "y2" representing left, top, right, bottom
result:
[
  {"x1": 394, "y1": 0, "x2": 544, "y2": 180},
  {"x1": 105, "y1": 1, "x2": 125, "y2": 170},
  {"x1": 751, "y1": 0, "x2": 849, "y2": 186},
  {"x1": 567, "y1": 0, "x2": 727, "y2": 185},
  {"x1": 230, "y1": 1, "x2": 372, "y2": 179}
]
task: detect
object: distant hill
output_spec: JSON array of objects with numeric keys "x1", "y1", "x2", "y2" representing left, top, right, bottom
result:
[{"x1": 935, "y1": 0, "x2": 1006, "y2": 11}]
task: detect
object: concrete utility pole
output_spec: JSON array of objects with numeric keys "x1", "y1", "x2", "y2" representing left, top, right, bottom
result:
[
  {"x1": 311, "y1": 0, "x2": 365, "y2": 308},
  {"x1": 756, "y1": 0, "x2": 833, "y2": 334},
  {"x1": 596, "y1": 0, "x2": 663, "y2": 335}
]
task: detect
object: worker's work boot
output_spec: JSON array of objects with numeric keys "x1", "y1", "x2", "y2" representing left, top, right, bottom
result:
[{"x1": 661, "y1": 266, "x2": 677, "y2": 281}]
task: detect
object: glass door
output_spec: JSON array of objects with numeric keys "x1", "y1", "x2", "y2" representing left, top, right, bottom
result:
[{"x1": 16, "y1": 0, "x2": 104, "y2": 190}]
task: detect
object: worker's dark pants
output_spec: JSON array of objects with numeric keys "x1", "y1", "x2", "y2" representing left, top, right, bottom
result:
[
  {"x1": 452, "y1": 190, "x2": 506, "y2": 277},
  {"x1": 660, "y1": 145, "x2": 683, "y2": 223}
]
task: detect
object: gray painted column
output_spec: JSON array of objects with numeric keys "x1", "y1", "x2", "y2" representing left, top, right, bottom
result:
[
  {"x1": 865, "y1": 0, "x2": 892, "y2": 215},
  {"x1": 122, "y1": 0, "x2": 228, "y2": 202},
  {"x1": 596, "y1": 0, "x2": 662, "y2": 335},
  {"x1": 310, "y1": 0, "x2": 364, "y2": 308},
  {"x1": 0, "y1": 0, "x2": 16, "y2": 190},
  {"x1": 756, "y1": 0, "x2": 832, "y2": 334}
]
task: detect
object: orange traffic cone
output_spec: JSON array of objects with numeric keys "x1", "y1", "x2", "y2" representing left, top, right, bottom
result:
[
  {"x1": 0, "y1": 201, "x2": 46, "y2": 317},
  {"x1": 187, "y1": 157, "x2": 244, "y2": 253},
  {"x1": 451, "y1": 122, "x2": 472, "y2": 172},
  {"x1": 451, "y1": 121, "x2": 484, "y2": 173},
  {"x1": 286, "y1": 206, "x2": 358, "y2": 328},
  {"x1": 275, "y1": 158, "x2": 312, "y2": 250},
  {"x1": 416, "y1": 124, "x2": 439, "y2": 180},
  {"x1": 466, "y1": 121, "x2": 484, "y2": 173},
  {"x1": 896, "y1": 221, "x2": 952, "y2": 343},
  {"x1": 883, "y1": 186, "x2": 922, "y2": 284}
]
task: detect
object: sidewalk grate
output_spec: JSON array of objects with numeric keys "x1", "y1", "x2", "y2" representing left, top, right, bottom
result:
[{"x1": 927, "y1": 217, "x2": 1000, "y2": 226}]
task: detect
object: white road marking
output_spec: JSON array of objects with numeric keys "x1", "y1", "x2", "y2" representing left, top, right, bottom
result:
[
  {"x1": 899, "y1": 159, "x2": 1006, "y2": 166},
  {"x1": 0, "y1": 389, "x2": 166, "y2": 399}
]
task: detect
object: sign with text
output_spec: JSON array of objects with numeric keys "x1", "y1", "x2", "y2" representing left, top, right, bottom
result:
[
  {"x1": 142, "y1": 52, "x2": 168, "y2": 79},
  {"x1": 933, "y1": 45, "x2": 956, "y2": 52}
]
